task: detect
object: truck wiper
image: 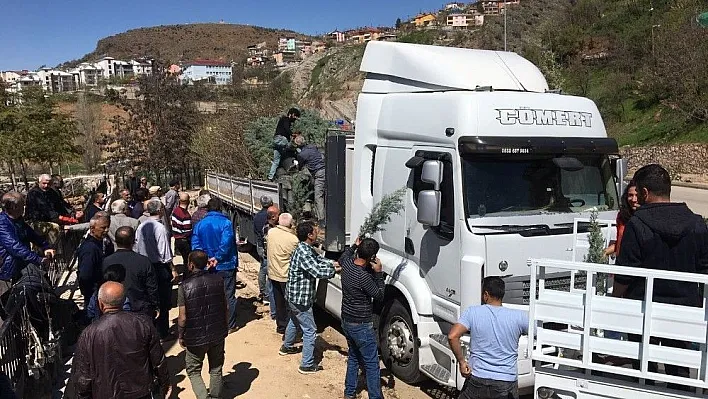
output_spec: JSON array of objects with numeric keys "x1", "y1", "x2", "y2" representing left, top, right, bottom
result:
[
  {"x1": 473, "y1": 224, "x2": 578, "y2": 237},
  {"x1": 474, "y1": 224, "x2": 551, "y2": 233}
]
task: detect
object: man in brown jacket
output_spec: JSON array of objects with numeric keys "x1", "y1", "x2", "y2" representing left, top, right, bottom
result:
[
  {"x1": 72, "y1": 281, "x2": 170, "y2": 399},
  {"x1": 178, "y1": 250, "x2": 229, "y2": 399},
  {"x1": 267, "y1": 212, "x2": 299, "y2": 334}
]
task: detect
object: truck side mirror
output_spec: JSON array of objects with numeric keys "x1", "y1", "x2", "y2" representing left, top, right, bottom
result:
[
  {"x1": 421, "y1": 160, "x2": 443, "y2": 190},
  {"x1": 417, "y1": 190, "x2": 441, "y2": 226},
  {"x1": 612, "y1": 158, "x2": 628, "y2": 196}
]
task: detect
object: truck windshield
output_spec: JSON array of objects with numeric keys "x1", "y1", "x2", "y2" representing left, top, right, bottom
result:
[{"x1": 461, "y1": 154, "x2": 618, "y2": 218}]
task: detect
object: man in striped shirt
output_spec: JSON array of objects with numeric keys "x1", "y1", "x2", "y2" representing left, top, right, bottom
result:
[
  {"x1": 171, "y1": 192, "x2": 192, "y2": 264},
  {"x1": 279, "y1": 221, "x2": 340, "y2": 374},
  {"x1": 340, "y1": 237, "x2": 385, "y2": 399}
]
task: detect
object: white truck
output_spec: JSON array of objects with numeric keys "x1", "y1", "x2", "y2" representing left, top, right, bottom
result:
[{"x1": 206, "y1": 41, "x2": 626, "y2": 391}]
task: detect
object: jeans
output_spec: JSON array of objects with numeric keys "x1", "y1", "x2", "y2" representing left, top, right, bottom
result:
[
  {"x1": 458, "y1": 376, "x2": 519, "y2": 399},
  {"x1": 342, "y1": 321, "x2": 382, "y2": 399},
  {"x1": 270, "y1": 279, "x2": 289, "y2": 332},
  {"x1": 154, "y1": 264, "x2": 173, "y2": 338},
  {"x1": 268, "y1": 135, "x2": 289, "y2": 180},
  {"x1": 283, "y1": 302, "x2": 317, "y2": 368},
  {"x1": 218, "y1": 269, "x2": 238, "y2": 330},
  {"x1": 185, "y1": 340, "x2": 225, "y2": 399},
  {"x1": 174, "y1": 238, "x2": 191, "y2": 261},
  {"x1": 258, "y1": 254, "x2": 269, "y2": 298},
  {"x1": 313, "y1": 168, "x2": 326, "y2": 227}
]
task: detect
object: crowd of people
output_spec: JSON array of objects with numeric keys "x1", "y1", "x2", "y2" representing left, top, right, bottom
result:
[{"x1": 1, "y1": 158, "x2": 707, "y2": 399}]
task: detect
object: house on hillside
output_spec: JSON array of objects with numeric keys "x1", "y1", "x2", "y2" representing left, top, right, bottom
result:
[
  {"x1": 328, "y1": 30, "x2": 346, "y2": 43},
  {"x1": 37, "y1": 68, "x2": 76, "y2": 93},
  {"x1": 414, "y1": 13, "x2": 437, "y2": 27},
  {"x1": 1, "y1": 70, "x2": 42, "y2": 94},
  {"x1": 95, "y1": 57, "x2": 134, "y2": 80},
  {"x1": 69, "y1": 63, "x2": 103, "y2": 88},
  {"x1": 481, "y1": 0, "x2": 519, "y2": 15},
  {"x1": 130, "y1": 59, "x2": 153, "y2": 76},
  {"x1": 447, "y1": 13, "x2": 485, "y2": 28},
  {"x1": 248, "y1": 42, "x2": 269, "y2": 57},
  {"x1": 350, "y1": 28, "x2": 382, "y2": 44},
  {"x1": 181, "y1": 59, "x2": 232, "y2": 85},
  {"x1": 312, "y1": 41, "x2": 327, "y2": 53},
  {"x1": 444, "y1": 2, "x2": 466, "y2": 12}
]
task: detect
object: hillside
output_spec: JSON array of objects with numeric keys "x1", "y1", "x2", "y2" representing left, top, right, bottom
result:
[
  {"x1": 63, "y1": 23, "x2": 312, "y2": 66},
  {"x1": 300, "y1": 0, "x2": 708, "y2": 145}
]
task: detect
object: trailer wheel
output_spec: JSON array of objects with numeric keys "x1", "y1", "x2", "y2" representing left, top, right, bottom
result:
[{"x1": 379, "y1": 298, "x2": 424, "y2": 384}]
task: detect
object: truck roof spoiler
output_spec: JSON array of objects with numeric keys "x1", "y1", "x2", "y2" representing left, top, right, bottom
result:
[{"x1": 359, "y1": 42, "x2": 549, "y2": 94}]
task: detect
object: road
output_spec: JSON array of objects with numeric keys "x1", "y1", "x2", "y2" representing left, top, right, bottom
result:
[{"x1": 673, "y1": 186, "x2": 708, "y2": 217}]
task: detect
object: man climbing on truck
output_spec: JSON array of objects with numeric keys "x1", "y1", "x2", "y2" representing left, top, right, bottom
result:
[
  {"x1": 293, "y1": 135, "x2": 326, "y2": 228},
  {"x1": 448, "y1": 277, "x2": 528, "y2": 399},
  {"x1": 268, "y1": 107, "x2": 300, "y2": 181}
]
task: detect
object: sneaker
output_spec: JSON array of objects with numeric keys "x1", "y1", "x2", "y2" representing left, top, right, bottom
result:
[
  {"x1": 228, "y1": 327, "x2": 239, "y2": 334},
  {"x1": 279, "y1": 345, "x2": 299, "y2": 356},
  {"x1": 262, "y1": 298, "x2": 270, "y2": 306},
  {"x1": 298, "y1": 365, "x2": 323, "y2": 375}
]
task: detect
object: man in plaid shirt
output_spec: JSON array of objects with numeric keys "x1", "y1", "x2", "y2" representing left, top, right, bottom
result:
[{"x1": 280, "y1": 221, "x2": 340, "y2": 374}]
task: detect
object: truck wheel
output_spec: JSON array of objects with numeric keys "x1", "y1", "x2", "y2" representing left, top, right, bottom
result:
[{"x1": 379, "y1": 299, "x2": 424, "y2": 384}]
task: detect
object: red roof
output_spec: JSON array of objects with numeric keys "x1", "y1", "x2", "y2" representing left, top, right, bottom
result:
[{"x1": 189, "y1": 59, "x2": 230, "y2": 67}]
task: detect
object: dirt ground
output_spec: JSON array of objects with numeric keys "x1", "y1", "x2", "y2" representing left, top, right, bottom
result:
[{"x1": 162, "y1": 253, "x2": 459, "y2": 399}]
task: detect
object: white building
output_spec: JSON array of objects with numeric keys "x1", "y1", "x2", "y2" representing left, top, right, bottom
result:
[
  {"x1": 130, "y1": 59, "x2": 153, "y2": 76},
  {"x1": 1, "y1": 71, "x2": 42, "y2": 94},
  {"x1": 68, "y1": 63, "x2": 103, "y2": 88},
  {"x1": 36, "y1": 68, "x2": 76, "y2": 93},
  {"x1": 447, "y1": 13, "x2": 485, "y2": 28},
  {"x1": 181, "y1": 60, "x2": 232, "y2": 85},
  {"x1": 95, "y1": 57, "x2": 134, "y2": 80}
]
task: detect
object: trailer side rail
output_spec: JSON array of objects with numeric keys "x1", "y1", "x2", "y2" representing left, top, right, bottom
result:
[
  {"x1": 529, "y1": 258, "x2": 708, "y2": 392},
  {"x1": 205, "y1": 171, "x2": 279, "y2": 215}
]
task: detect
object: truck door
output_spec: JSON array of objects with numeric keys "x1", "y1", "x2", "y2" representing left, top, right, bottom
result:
[{"x1": 406, "y1": 147, "x2": 462, "y2": 311}]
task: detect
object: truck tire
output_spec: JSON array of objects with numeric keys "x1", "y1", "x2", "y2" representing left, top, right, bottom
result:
[{"x1": 379, "y1": 298, "x2": 425, "y2": 384}]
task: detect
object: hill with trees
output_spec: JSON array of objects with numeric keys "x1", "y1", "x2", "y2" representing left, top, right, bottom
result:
[{"x1": 61, "y1": 23, "x2": 313, "y2": 67}]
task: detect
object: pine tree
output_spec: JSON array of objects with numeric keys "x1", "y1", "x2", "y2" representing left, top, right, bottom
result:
[
  {"x1": 584, "y1": 209, "x2": 608, "y2": 294},
  {"x1": 358, "y1": 187, "x2": 406, "y2": 238}
]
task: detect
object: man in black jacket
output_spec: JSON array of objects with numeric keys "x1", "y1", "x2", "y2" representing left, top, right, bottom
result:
[
  {"x1": 267, "y1": 107, "x2": 300, "y2": 181},
  {"x1": 102, "y1": 226, "x2": 159, "y2": 318},
  {"x1": 178, "y1": 250, "x2": 229, "y2": 399},
  {"x1": 76, "y1": 214, "x2": 112, "y2": 309},
  {"x1": 615, "y1": 163, "x2": 708, "y2": 383},
  {"x1": 72, "y1": 281, "x2": 170, "y2": 399},
  {"x1": 339, "y1": 237, "x2": 385, "y2": 399}
]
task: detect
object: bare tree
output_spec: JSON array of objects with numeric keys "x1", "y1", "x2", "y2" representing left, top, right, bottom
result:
[{"x1": 76, "y1": 92, "x2": 103, "y2": 172}]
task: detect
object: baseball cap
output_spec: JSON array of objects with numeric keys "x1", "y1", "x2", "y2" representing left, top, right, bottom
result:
[
  {"x1": 260, "y1": 195, "x2": 273, "y2": 208},
  {"x1": 149, "y1": 186, "x2": 161, "y2": 196}
]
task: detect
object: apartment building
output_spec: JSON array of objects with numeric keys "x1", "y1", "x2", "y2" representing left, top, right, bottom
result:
[
  {"x1": 36, "y1": 68, "x2": 76, "y2": 93},
  {"x1": 181, "y1": 60, "x2": 233, "y2": 85},
  {"x1": 447, "y1": 13, "x2": 485, "y2": 28}
]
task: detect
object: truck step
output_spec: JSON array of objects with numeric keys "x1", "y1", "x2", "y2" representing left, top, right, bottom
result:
[
  {"x1": 421, "y1": 363, "x2": 451, "y2": 383},
  {"x1": 429, "y1": 333, "x2": 451, "y2": 349}
]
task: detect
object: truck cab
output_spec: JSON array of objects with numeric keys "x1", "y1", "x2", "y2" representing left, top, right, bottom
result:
[{"x1": 317, "y1": 41, "x2": 622, "y2": 390}]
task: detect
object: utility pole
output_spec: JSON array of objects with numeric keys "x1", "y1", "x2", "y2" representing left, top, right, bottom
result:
[{"x1": 504, "y1": 0, "x2": 508, "y2": 51}]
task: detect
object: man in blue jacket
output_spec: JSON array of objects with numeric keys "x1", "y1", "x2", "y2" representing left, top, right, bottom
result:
[
  {"x1": 0, "y1": 192, "x2": 54, "y2": 297},
  {"x1": 192, "y1": 198, "x2": 239, "y2": 333}
]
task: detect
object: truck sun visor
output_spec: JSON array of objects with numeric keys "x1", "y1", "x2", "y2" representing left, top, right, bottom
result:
[{"x1": 458, "y1": 137, "x2": 619, "y2": 155}]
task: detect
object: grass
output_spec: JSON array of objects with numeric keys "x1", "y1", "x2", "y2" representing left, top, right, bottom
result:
[
  {"x1": 309, "y1": 54, "x2": 332, "y2": 88},
  {"x1": 608, "y1": 100, "x2": 708, "y2": 146}
]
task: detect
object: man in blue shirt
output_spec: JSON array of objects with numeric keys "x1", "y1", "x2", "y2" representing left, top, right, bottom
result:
[
  {"x1": 192, "y1": 198, "x2": 239, "y2": 333},
  {"x1": 448, "y1": 276, "x2": 528, "y2": 399}
]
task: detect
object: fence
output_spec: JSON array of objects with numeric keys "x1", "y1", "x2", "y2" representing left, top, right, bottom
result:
[{"x1": 0, "y1": 227, "x2": 84, "y2": 397}]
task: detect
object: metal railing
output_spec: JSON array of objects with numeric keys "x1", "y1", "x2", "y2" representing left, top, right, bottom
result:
[
  {"x1": 529, "y1": 258, "x2": 708, "y2": 392},
  {"x1": 0, "y1": 227, "x2": 84, "y2": 397}
]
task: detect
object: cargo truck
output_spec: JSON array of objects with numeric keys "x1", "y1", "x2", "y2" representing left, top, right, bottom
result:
[{"x1": 206, "y1": 41, "x2": 627, "y2": 391}]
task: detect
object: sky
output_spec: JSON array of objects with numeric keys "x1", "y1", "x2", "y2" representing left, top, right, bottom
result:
[{"x1": 0, "y1": 0, "x2": 446, "y2": 71}]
